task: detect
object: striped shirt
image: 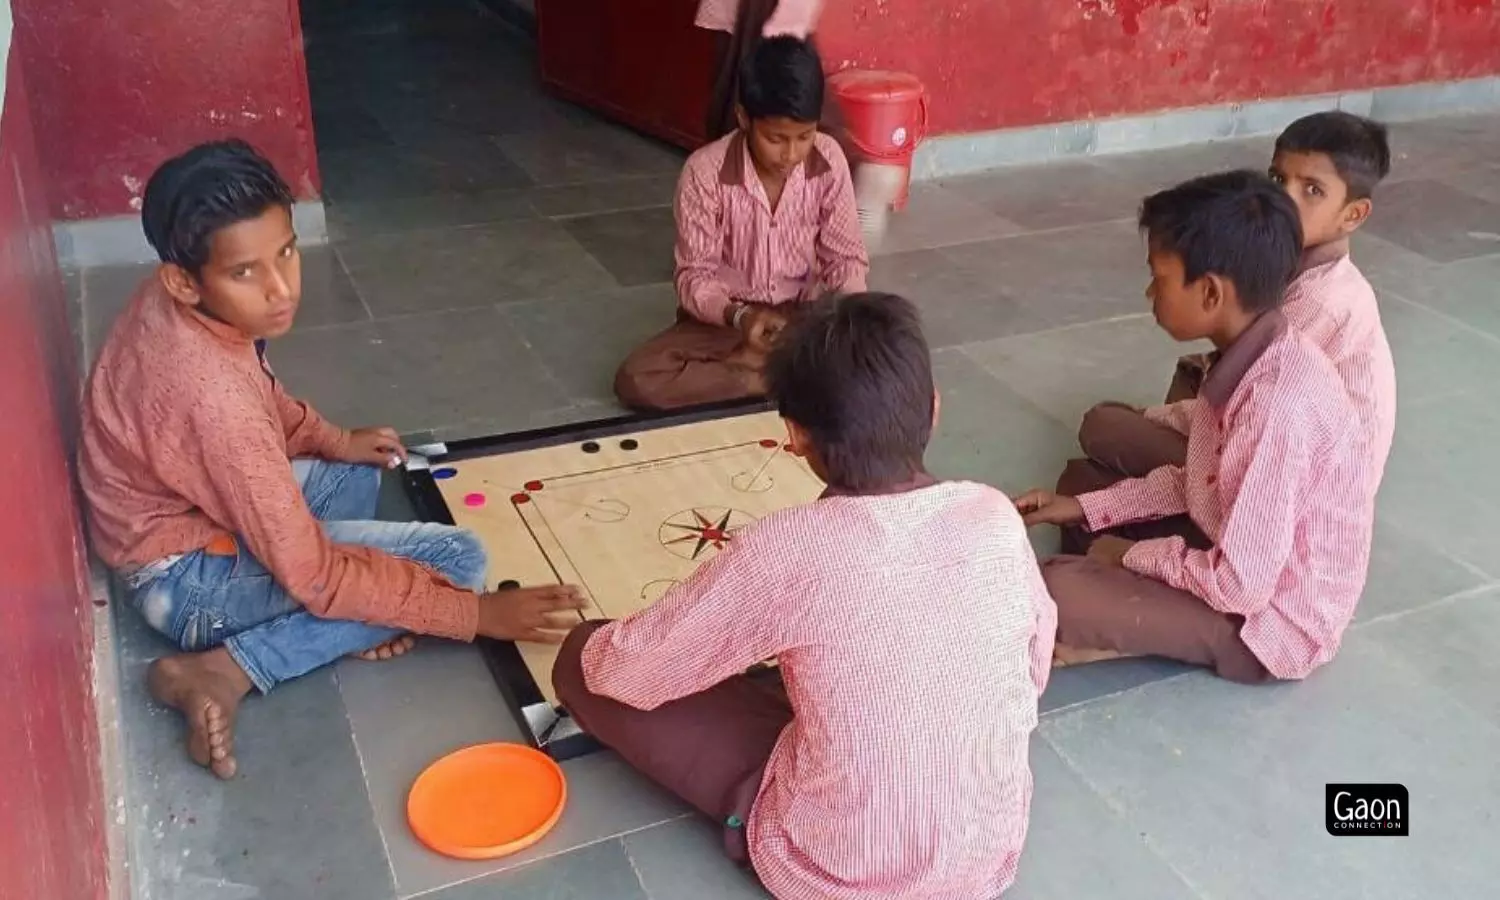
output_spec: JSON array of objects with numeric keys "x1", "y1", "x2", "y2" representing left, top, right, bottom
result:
[
  {"x1": 1148, "y1": 253, "x2": 1397, "y2": 494},
  {"x1": 694, "y1": 0, "x2": 823, "y2": 36},
  {"x1": 581, "y1": 481, "x2": 1057, "y2": 899},
  {"x1": 1081, "y1": 312, "x2": 1374, "y2": 680},
  {"x1": 78, "y1": 278, "x2": 481, "y2": 641},
  {"x1": 675, "y1": 130, "x2": 869, "y2": 326}
]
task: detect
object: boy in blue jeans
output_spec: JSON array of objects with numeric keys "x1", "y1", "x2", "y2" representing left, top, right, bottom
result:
[{"x1": 80, "y1": 141, "x2": 585, "y2": 779}]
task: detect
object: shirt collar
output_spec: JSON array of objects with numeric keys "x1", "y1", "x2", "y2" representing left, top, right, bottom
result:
[
  {"x1": 150, "y1": 276, "x2": 256, "y2": 347},
  {"x1": 819, "y1": 470, "x2": 939, "y2": 500},
  {"x1": 718, "y1": 130, "x2": 832, "y2": 188},
  {"x1": 1199, "y1": 310, "x2": 1287, "y2": 409}
]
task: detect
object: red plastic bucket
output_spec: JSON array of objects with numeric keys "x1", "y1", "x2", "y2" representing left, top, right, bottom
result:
[{"x1": 827, "y1": 70, "x2": 928, "y2": 209}]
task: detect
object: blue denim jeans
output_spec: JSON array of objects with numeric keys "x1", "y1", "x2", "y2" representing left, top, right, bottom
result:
[{"x1": 126, "y1": 460, "x2": 488, "y2": 693}]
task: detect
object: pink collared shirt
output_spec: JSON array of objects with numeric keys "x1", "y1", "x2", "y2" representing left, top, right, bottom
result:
[
  {"x1": 1148, "y1": 254, "x2": 1397, "y2": 493},
  {"x1": 581, "y1": 481, "x2": 1056, "y2": 900},
  {"x1": 694, "y1": 0, "x2": 823, "y2": 36},
  {"x1": 1082, "y1": 313, "x2": 1374, "y2": 680},
  {"x1": 674, "y1": 130, "x2": 869, "y2": 326}
]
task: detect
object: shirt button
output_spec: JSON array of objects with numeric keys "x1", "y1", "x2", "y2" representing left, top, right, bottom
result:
[
  {"x1": 1206, "y1": 474, "x2": 1217, "y2": 485},
  {"x1": 1099, "y1": 515, "x2": 1113, "y2": 525}
]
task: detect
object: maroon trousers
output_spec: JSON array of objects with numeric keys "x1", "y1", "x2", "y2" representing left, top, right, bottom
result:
[
  {"x1": 552, "y1": 622, "x2": 791, "y2": 864},
  {"x1": 1045, "y1": 412, "x2": 1270, "y2": 684}
]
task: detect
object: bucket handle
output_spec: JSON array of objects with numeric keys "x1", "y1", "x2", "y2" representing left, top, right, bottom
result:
[{"x1": 844, "y1": 92, "x2": 930, "y2": 163}]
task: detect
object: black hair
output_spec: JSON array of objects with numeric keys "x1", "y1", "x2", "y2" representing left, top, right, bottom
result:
[
  {"x1": 141, "y1": 139, "x2": 294, "y2": 274},
  {"x1": 1138, "y1": 170, "x2": 1303, "y2": 314},
  {"x1": 738, "y1": 36, "x2": 825, "y2": 123},
  {"x1": 1274, "y1": 111, "x2": 1392, "y2": 201},
  {"x1": 767, "y1": 292, "x2": 934, "y2": 492}
]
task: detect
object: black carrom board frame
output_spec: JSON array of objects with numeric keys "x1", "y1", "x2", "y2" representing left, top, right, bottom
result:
[{"x1": 403, "y1": 397, "x2": 780, "y2": 760}]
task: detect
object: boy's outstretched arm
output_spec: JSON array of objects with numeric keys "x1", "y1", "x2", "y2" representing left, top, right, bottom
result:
[
  {"x1": 813, "y1": 144, "x2": 869, "y2": 295},
  {"x1": 1075, "y1": 463, "x2": 1189, "y2": 530},
  {"x1": 266, "y1": 365, "x2": 350, "y2": 461},
  {"x1": 674, "y1": 162, "x2": 735, "y2": 325},
  {"x1": 1123, "y1": 401, "x2": 1314, "y2": 617},
  {"x1": 580, "y1": 534, "x2": 791, "y2": 710}
]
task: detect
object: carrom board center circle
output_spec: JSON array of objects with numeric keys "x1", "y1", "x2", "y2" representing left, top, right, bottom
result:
[{"x1": 657, "y1": 507, "x2": 757, "y2": 561}]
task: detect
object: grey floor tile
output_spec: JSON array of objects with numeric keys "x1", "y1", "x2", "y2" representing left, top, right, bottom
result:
[
  {"x1": 927, "y1": 349, "x2": 1077, "y2": 503},
  {"x1": 558, "y1": 206, "x2": 677, "y2": 287},
  {"x1": 338, "y1": 641, "x2": 686, "y2": 896},
  {"x1": 1008, "y1": 740, "x2": 1199, "y2": 900},
  {"x1": 875, "y1": 182, "x2": 1024, "y2": 256},
  {"x1": 327, "y1": 189, "x2": 537, "y2": 240},
  {"x1": 961, "y1": 314, "x2": 1206, "y2": 428},
  {"x1": 1359, "y1": 588, "x2": 1500, "y2": 722},
  {"x1": 1355, "y1": 517, "x2": 1488, "y2": 624},
  {"x1": 1367, "y1": 291, "x2": 1500, "y2": 406},
  {"x1": 1362, "y1": 179, "x2": 1500, "y2": 263},
  {"x1": 623, "y1": 818, "x2": 770, "y2": 900},
  {"x1": 320, "y1": 139, "x2": 535, "y2": 204},
  {"x1": 528, "y1": 175, "x2": 679, "y2": 219},
  {"x1": 505, "y1": 284, "x2": 678, "y2": 406},
  {"x1": 1368, "y1": 248, "x2": 1500, "y2": 342},
  {"x1": 1095, "y1": 137, "x2": 1272, "y2": 191},
  {"x1": 1438, "y1": 162, "x2": 1500, "y2": 205},
  {"x1": 941, "y1": 160, "x2": 1143, "y2": 231},
  {"x1": 938, "y1": 220, "x2": 1152, "y2": 336},
  {"x1": 336, "y1": 220, "x2": 617, "y2": 316},
  {"x1": 494, "y1": 122, "x2": 685, "y2": 186},
  {"x1": 1041, "y1": 635, "x2": 1500, "y2": 900},
  {"x1": 426, "y1": 840, "x2": 647, "y2": 900},
  {"x1": 1040, "y1": 658, "x2": 1194, "y2": 715},
  {"x1": 1375, "y1": 391, "x2": 1500, "y2": 576},
  {"x1": 295, "y1": 246, "x2": 373, "y2": 329},
  {"x1": 112, "y1": 606, "x2": 396, "y2": 900},
  {"x1": 80, "y1": 262, "x2": 154, "y2": 365},
  {"x1": 264, "y1": 307, "x2": 571, "y2": 437},
  {"x1": 870, "y1": 246, "x2": 1018, "y2": 348}
]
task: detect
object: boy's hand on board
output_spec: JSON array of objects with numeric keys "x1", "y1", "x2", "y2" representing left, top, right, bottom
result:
[
  {"x1": 344, "y1": 426, "x2": 407, "y2": 469},
  {"x1": 1013, "y1": 490, "x2": 1085, "y2": 527},
  {"x1": 477, "y1": 585, "x2": 589, "y2": 644}
]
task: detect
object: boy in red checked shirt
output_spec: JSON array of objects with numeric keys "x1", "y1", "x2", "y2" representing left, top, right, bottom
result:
[
  {"x1": 79, "y1": 141, "x2": 585, "y2": 779},
  {"x1": 614, "y1": 37, "x2": 867, "y2": 412},
  {"x1": 1017, "y1": 171, "x2": 1374, "y2": 683},
  {"x1": 1076, "y1": 112, "x2": 1397, "y2": 503},
  {"x1": 563, "y1": 292, "x2": 1055, "y2": 899}
]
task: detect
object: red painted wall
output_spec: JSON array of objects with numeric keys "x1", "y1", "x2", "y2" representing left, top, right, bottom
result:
[
  {"x1": 819, "y1": 0, "x2": 1500, "y2": 135},
  {"x1": 11, "y1": 0, "x2": 319, "y2": 220},
  {"x1": 0, "y1": 42, "x2": 109, "y2": 900}
]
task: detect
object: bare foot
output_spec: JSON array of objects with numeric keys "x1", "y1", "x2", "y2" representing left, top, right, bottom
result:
[
  {"x1": 1052, "y1": 643, "x2": 1138, "y2": 668},
  {"x1": 147, "y1": 649, "x2": 253, "y2": 780},
  {"x1": 350, "y1": 635, "x2": 416, "y2": 662}
]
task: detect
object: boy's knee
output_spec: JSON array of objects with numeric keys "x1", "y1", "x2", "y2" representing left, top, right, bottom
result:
[
  {"x1": 413, "y1": 526, "x2": 488, "y2": 592},
  {"x1": 613, "y1": 357, "x2": 659, "y2": 412},
  {"x1": 551, "y1": 620, "x2": 609, "y2": 705},
  {"x1": 448, "y1": 530, "x2": 489, "y2": 592},
  {"x1": 1077, "y1": 402, "x2": 1137, "y2": 460}
]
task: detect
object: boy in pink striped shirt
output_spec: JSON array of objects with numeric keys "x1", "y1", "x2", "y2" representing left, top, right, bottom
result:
[
  {"x1": 1078, "y1": 112, "x2": 1397, "y2": 497},
  {"x1": 615, "y1": 37, "x2": 868, "y2": 412},
  {"x1": 563, "y1": 292, "x2": 1056, "y2": 899},
  {"x1": 1019, "y1": 172, "x2": 1375, "y2": 682}
]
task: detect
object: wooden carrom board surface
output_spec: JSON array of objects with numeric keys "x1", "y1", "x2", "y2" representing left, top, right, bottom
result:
[{"x1": 404, "y1": 402, "x2": 824, "y2": 755}]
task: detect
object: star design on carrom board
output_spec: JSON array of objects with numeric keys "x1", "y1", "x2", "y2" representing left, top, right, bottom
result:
[{"x1": 659, "y1": 508, "x2": 753, "y2": 560}]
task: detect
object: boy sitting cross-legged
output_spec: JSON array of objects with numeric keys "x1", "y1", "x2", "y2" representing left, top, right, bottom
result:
[
  {"x1": 79, "y1": 140, "x2": 586, "y2": 779},
  {"x1": 613, "y1": 36, "x2": 868, "y2": 412},
  {"x1": 558, "y1": 292, "x2": 1056, "y2": 899},
  {"x1": 1018, "y1": 171, "x2": 1375, "y2": 683},
  {"x1": 1079, "y1": 111, "x2": 1397, "y2": 497}
]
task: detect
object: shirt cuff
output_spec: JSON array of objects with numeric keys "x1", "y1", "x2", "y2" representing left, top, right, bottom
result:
[
  {"x1": 1077, "y1": 489, "x2": 1123, "y2": 533},
  {"x1": 1120, "y1": 537, "x2": 1180, "y2": 580},
  {"x1": 423, "y1": 587, "x2": 481, "y2": 642}
]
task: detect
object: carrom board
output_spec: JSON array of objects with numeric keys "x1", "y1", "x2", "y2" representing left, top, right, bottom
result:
[{"x1": 404, "y1": 401, "x2": 824, "y2": 759}]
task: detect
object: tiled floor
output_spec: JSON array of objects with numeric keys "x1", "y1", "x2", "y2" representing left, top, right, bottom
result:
[{"x1": 82, "y1": 1, "x2": 1500, "y2": 898}]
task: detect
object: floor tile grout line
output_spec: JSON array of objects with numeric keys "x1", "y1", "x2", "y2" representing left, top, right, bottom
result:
[
  {"x1": 1348, "y1": 580, "x2": 1500, "y2": 630},
  {"x1": 331, "y1": 670, "x2": 404, "y2": 900},
  {"x1": 1383, "y1": 288, "x2": 1500, "y2": 349},
  {"x1": 398, "y1": 816, "x2": 692, "y2": 900},
  {"x1": 1037, "y1": 731, "x2": 1213, "y2": 900}
]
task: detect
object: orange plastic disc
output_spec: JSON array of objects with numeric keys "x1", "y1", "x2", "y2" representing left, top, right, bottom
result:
[{"x1": 407, "y1": 743, "x2": 567, "y2": 860}]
